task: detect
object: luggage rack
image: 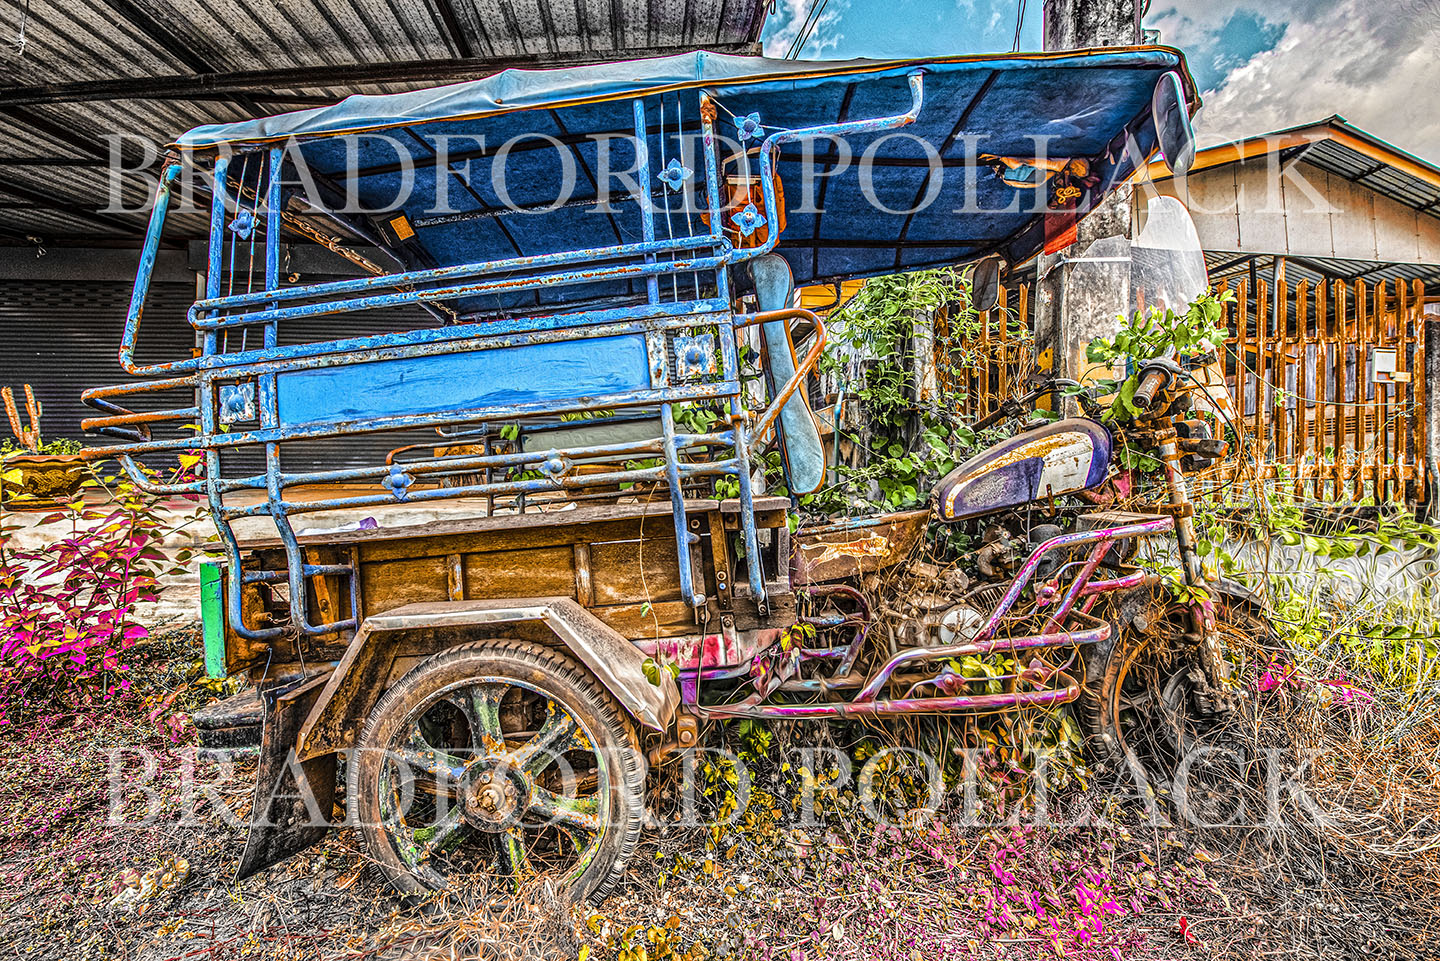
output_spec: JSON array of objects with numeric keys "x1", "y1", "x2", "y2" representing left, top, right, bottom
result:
[{"x1": 81, "y1": 74, "x2": 927, "y2": 641}]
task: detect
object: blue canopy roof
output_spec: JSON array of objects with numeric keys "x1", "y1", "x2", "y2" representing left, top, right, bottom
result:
[{"x1": 181, "y1": 48, "x2": 1196, "y2": 307}]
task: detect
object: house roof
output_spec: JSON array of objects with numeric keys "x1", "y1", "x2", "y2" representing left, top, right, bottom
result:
[
  {"x1": 1145, "y1": 115, "x2": 1440, "y2": 224},
  {"x1": 0, "y1": 0, "x2": 770, "y2": 248}
]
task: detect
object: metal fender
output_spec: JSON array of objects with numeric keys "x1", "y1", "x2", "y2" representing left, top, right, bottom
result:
[{"x1": 295, "y1": 597, "x2": 679, "y2": 761}]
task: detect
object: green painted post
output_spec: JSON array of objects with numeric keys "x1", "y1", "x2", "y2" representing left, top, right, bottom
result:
[{"x1": 199, "y1": 561, "x2": 227, "y2": 678}]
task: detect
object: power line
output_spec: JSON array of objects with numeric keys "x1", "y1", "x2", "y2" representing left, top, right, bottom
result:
[
  {"x1": 784, "y1": 0, "x2": 819, "y2": 58},
  {"x1": 794, "y1": 0, "x2": 829, "y2": 58},
  {"x1": 786, "y1": 0, "x2": 831, "y2": 59},
  {"x1": 1011, "y1": 0, "x2": 1028, "y2": 52}
]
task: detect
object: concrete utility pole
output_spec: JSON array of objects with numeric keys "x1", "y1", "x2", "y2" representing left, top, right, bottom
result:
[
  {"x1": 1041, "y1": 0, "x2": 1140, "y2": 54},
  {"x1": 1034, "y1": 0, "x2": 1141, "y2": 392}
]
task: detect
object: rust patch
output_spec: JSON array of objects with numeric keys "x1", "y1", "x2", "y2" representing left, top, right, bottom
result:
[
  {"x1": 799, "y1": 531, "x2": 892, "y2": 567},
  {"x1": 975, "y1": 432, "x2": 1087, "y2": 474}
]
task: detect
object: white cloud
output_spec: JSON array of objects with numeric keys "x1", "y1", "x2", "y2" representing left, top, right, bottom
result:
[
  {"x1": 763, "y1": 0, "x2": 848, "y2": 59},
  {"x1": 1183, "y1": 0, "x2": 1440, "y2": 159},
  {"x1": 1148, "y1": 1, "x2": 1314, "y2": 51}
]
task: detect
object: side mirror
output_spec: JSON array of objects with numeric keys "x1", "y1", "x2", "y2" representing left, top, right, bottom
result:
[
  {"x1": 1151, "y1": 71, "x2": 1196, "y2": 177},
  {"x1": 970, "y1": 254, "x2": 1003, "y2": 312}
]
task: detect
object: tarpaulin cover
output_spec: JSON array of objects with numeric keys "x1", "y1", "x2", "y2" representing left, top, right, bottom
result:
[{"x1": 177, "y1": 47, "x2": 1195, "y2": 304}]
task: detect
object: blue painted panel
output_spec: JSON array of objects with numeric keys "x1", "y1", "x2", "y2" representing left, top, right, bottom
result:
[{"x1": 276, "y1": 334, "x2": 651, "y2": 427}]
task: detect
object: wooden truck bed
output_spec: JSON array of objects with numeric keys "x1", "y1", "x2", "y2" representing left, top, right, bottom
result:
[{"x1": 223, "y1": 496, "x2": 794, "y2": 672}]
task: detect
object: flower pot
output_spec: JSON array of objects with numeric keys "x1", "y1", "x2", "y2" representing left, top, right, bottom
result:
[{"x1": 0, "y1": 454, "x2": 89, "y2": 509}]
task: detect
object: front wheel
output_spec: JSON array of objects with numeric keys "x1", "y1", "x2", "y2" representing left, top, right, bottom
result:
[
  {"x1": 1080, "y1": 597, "x2": 1266, "y2": 796},
  {"x1": 348, "y1": 639, "x2": 645, "y2": 903}
]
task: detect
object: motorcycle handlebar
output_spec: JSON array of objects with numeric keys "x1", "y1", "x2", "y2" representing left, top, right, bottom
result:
[{"x1": 1132, "y1": 369, "x2": 1170, "y2": 410}]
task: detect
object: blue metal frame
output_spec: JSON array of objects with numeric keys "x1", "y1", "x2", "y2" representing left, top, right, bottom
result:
[{"x1": 83, "y1": 74, "x2": 926, "y2": 642}]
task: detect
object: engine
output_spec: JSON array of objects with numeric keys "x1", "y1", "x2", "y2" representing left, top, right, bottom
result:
[{"x1": 878, "y1": 514, "x2": 1071, "y2": 651}]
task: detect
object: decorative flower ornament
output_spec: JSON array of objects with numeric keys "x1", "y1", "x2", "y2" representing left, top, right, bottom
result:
[
  {"x1": 228, "y1": 207, "x2": 255, "y2": 240},
  {"x1": 735, "y1": 112, "x2": 763, "y2": 143},
  {"x1": 537, "y1": 450, "x2": 571, "y2": 480},
  {"x1": 732, "y1": 203, "x2": 766, "y2": 238},
  {"x1": 383, "y1": 464, "x2": 415, "y2": 500},
  {"x1": 657, "y1": 157, "x2": 693, "y2": 191}
]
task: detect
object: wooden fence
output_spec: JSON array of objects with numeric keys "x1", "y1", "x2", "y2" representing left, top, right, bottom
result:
[
  {"x1": 1216, "y1": 277, "x2": 1428, "y2": 504},
  {"x1": 939, "y1": 283, "x2": 1035, "y2": 425}
]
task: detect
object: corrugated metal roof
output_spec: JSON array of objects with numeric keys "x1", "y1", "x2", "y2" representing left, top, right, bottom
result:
[
  {"x1": 1299, "y1": 137, "x2": 1440, "y2": 218},
  {"x1": 1205, "y1": 250, "x2": 1440, "y2": 289},
  {"x1": 1147, "y1": 115, "x2": 1440, "y2": 227},
  {"x1": 0, "y1": 0, "x2": 770, "y2": 247}
]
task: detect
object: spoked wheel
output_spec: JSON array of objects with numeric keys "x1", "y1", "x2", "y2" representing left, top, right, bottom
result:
[
  {"x1": 349, "y1": 639, "x2": 644, "y2": 903},
  {"x1": 1085, "y1": 599, "x2": 1266, "y2": 814}
]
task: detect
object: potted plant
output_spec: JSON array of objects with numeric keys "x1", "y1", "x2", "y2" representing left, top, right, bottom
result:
[{"x1": 0, "y1": 384, "x2": 88, "y2": 509}]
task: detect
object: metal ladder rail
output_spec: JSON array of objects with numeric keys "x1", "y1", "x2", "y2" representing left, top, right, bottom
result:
[{"x1": 95, "y1": 86, "x2": 885, "y2": 638}]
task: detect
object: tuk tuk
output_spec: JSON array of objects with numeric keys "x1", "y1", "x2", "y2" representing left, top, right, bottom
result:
[{"x1": 82, "y1": 46, "x2": 1220, "y2": 901}]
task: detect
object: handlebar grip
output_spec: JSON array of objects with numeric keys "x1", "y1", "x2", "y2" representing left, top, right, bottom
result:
[{"x1": 1132, "y1": 369, "x2": 1169, "y2": 410}]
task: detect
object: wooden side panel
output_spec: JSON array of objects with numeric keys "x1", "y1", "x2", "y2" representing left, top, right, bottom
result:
[
  {"x1": 347, "y1": 506, "x2": 725, "y2": 639},
  {"x1": 596, "y1": 600, "x2": 699, "y2": 638},
  {"x1": 360, "y1": 556, "x2": 451, "y2": 613},
  {"x1": 590, "y1": 536, "x2": 684, "y2": 605},
  {"x1": 462, "y1": 545, "x2": 576, "y2": 598}
]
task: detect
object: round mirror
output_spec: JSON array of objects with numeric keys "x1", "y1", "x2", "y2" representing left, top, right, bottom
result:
[
  {"x1": 1150, "y1": 71, "x2": 1196, "y2": 177},
  {"x1": 969, "y1": 254, "x2": 1003, "y2": 312}
]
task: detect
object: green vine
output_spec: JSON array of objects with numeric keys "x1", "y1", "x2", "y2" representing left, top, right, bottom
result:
[
  {"x1": 802, "y1": 267, "x2": 1026, "y2": 519},
  {"x1": 1083, "y1": 290, "x2": 1232, "y2": 425}
]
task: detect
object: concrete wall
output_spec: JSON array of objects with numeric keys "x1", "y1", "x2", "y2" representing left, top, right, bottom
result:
[
  {"x1": 1226, "y1": 539, "x2": 1438, "y2": 610},
  {"x1": 1145, "y1": 158, "x2": 1440, "y2": 264}
]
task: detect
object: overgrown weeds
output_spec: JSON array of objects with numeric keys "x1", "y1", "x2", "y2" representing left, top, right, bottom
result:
[
  {"x1": 11, "y1": 597, "x2": 1440, "y2": 960},
  {"x1": 0, "y1": 461, "x2": 203, "y2": 726}
]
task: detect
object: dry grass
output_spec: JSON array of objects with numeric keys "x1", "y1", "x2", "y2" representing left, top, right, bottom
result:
[{"x1": 9, "y1": 569, "x2": 1440, "y2": 961}]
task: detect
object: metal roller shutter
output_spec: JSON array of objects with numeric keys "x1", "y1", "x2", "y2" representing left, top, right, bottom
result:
[
  {"x1": 0, "y1": 280, "x2": 197, "y2": 467},
  {"x1": 0, "y1": 281, "x2": 444, "y2": 477}
]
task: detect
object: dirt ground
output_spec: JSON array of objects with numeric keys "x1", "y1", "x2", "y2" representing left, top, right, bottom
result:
[{"x1": 2, "y1": 630, "x2": 1436, "y2": 961}]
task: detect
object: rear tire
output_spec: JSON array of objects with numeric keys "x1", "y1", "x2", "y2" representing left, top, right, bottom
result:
[{"x1": 348, "y1": 639, "x2": 645, "y2": 904}]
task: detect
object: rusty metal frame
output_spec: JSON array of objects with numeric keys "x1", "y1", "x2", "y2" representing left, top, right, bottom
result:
[
  {"x1": 81, "y1": 77, "x2": 921, "y2": 644},
  {"x1": 690, "y1": 516, "x2": 1175, "y2": 720}
]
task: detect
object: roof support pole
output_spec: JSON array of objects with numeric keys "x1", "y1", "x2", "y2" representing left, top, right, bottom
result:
[
  {"x1": 1033, "y1": 0, "x2": 1141, "y2": 403},
  {"x1": 1425, "y1": 303, "x2": 1440, "y2": 518}
]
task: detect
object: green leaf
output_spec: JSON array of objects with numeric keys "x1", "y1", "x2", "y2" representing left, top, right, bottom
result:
[{"x1": 1118, "y1": 377, "x2": 1141, "y2": 417}]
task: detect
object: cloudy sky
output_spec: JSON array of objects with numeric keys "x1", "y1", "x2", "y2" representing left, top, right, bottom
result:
[{"x1": 761, "y1": 0, "x2": 1440, "y2": 161}]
